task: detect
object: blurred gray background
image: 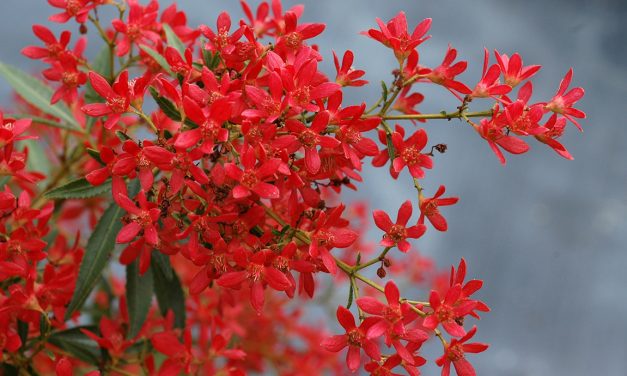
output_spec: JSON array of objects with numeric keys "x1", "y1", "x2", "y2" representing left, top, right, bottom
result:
[{"x1": 1, "y1": 1, "x2": 625, "y2": 375}]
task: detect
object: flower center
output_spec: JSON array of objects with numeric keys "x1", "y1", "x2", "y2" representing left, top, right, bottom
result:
[
  {"x1": 292, "y1": 86, "x2": 311, "y2": 107},
  {"x1": 66, "y1": 0, "x2": 83, "y2": 16},
  {"x1": 62, "y1": 71, "x2": 80, "y2": 87},
  {"x1": 347, "y1": 329, "x2": 362, "y2": 347},
  {"x1": 298, "y1": 129, "x2": 318, "y2": 148},
  {"x1": 284, "y1": 32, "x2": 303, "y2": 50},
  {"x1": 401, "y1": 146, "x2": 423, "y2": 166},
  {"x1": 446, "y1": 343, "x2": 465, "y2": 361},
  {"x1": 241, "y1": 170, "x2": 259, "y2": 189},
  {"x1": 107, "y1": 96, "x2": 128, "y2": 113},
  {"x1": 387, "y1": 224, "x2": 406, "y2": 243},
  {"x1": 421, "y1": 200, "x2": 438, "y2": 216}
]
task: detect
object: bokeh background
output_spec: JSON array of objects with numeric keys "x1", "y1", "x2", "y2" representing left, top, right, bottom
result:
[{"x1": 1, "y1": 0, "x2": 625, "y2": 375}]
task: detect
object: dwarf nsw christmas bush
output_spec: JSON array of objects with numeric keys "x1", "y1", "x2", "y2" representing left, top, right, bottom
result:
[{"x1": 0, "y1": 1, "x2": 585, "y2": 375}]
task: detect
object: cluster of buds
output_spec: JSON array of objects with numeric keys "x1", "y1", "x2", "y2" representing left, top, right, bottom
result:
[{"x1": 0, "y1": 0, "x2": 585, "y2": 375}]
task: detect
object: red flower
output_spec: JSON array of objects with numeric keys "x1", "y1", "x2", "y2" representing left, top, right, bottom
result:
[
  {"x1": 111, "y1": 0, "x2": 160, "y2": 56},
  {"x1": 494, "y1": 50, "x2": 541, "y2": 87},
  {"x1": 217, "y1": 249, "x2": 292, "y2": 313},
  {"x1": 279, "y1": 111, "x2": 340, "y2": 174},
  {"x1": 279, "y1": 55, "x2": 341, "y2": 112},
  {"x1": 82, "y1": 71, "x2": 132, "y2": 129},
  {"x1": 392, "y1": 86, "x2": 425, "y2": 123},
  {"x1": 175, "y1": 97, "x2": 231, "y2": 153},
  {"x1": 364, "y1": 12, "x2": 432, "y2": 62},
  {"x1": 0, "y1": 316, "x2": 21, "y2": 353},
  {"x1": 423, "y1": 284, "x2": 476, "y2": 337},
  {"x1": 470, "y1": 49, "x2": 511, "y2": 99},
  {"x1": 544, "y1": 68, "x2": 586, "y2": 131},
  {"x1": 0, "y1": 113, "x2": 34, "y2": 150},
  {"x1": 321, "y1": 306, "x2": 381, "y2": 372},
  {"x1": 200, "y1": 11, "x2": 245, "y2": 53},
  {"x1": 244, "y1": 71, "x2": 287, "y2": 122},
  {"x1": 48, "y1": 0, "x2": 94, "y2": 24},
  {"x1": 494, "y1": 82, "x2": 546, "y2": 136},
  {"x1": 535, "y1": 114, "x2": 572, "y2": 160},
  {"x1": 418, "y1": 185, "x2": 458, "y2": 232},
  {"x1": 275, "y1": 11, "x2": 325, "y2": 54},
  {"x1": 425, "y1": 46, "x2": 471, "y2": 97},
  {"x1": 42, "y1": 56, "x2": 87, "y2": 104},
  {"x1": 55, "y1": 358, "x2": 100, "y2": 376},
  {"x1": 224, "y1": 147, "x2": 282, "y2": 199},
  {"x1": 333, "y1": 50, "x2": 367, "y2": 87},
  {"x1": 373, "y1": 201, "x2": 426, "y2": 252},
  {"x1": 357, "y1": 280, "x2": 428, "y2": 364},
  {"x1": 435, "y1": 326, "x2": 488, "y2": 376},
  {"x1": 471, "y1": 111, "x2": 529, "y2": 165},
  {"x1": 81, "y1": 317, "x2": 135, "y2": 358},
  {"x1": 309, "y1": 205, "x2": 357, "y2": 275},
  {"x1": 448, "y1": 258, "x2": 490, "y2": 318},
  {"x1": 391, "y1": 129, "x2": 433, "y2": 179},
  {"x1": 115, "y1": 190, "x2": 161, "y2": 246},
  {"x1": 152, "y1": 329, "x2": 196, "y2": 376},
  {"x1": 22, "y1": 25, "x2": 71, "y2": 61}
]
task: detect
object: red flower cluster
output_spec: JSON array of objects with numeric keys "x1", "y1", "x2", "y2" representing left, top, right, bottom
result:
[{"x1": 0, "y1": 1, "x2": 586, "y2": 375}]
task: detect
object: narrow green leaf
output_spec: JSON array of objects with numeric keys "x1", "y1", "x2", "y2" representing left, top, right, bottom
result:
[
  {"x1": 139, "y1": 45, "x2": 174, "y2": 76},
  {"x1": 115, "y1": 130, "x2": 132, "y2": 141},
  {"x1": 45, "y1": 178, "x2": 111, "y2": 200},
  {"x1": 163, "y1": 24, "x2": 186, "y2": 56},
  {"x1": 0, "y1": 62, "x2": 80, "y2": 129},
  {"x1": 23, "y1": 139, "x2": 52, "y2": 187},
  {"x1": 85, "y1": 46, "x2": 113, "y2": 132},
  {"x1": 7, "y1": 114, "x2": 80, "y2": 132},
  {"x1": 1, "y1": 364, "x2": 18, "y2": 376},
  {"x1": 152, "y1": 254, "x2": 186, "y2": 329},
  {"x1": 65, "y1": 180, "x2": 140, "y2": 319},
  {"x1": 85, "y1": 45, "x2": 113, "y2": 102},
  {"x1": 87, "y1": 148, "x2": 105, "y2": 165},
  {"x1": 48, "y1": 326, "x2": 102, "y2": 365},
  {"x1": 381, "y1": 81, "x2": 389, "y2": 102},
  {"x1": 152, "y1": 251, "x2": 174, "y2": 280},
  {"x1": 126, "y1": 260, "x2": 154, "y2": 339},
  {"x1": 346, "y1": 279, "x2": 355, "y2": 309},
  {"x1": 149, "y1": 87, "x2": 181, "y2": 121},
  {"x1": 17, "y1": 320, "x2": 28, "y2": 350}
]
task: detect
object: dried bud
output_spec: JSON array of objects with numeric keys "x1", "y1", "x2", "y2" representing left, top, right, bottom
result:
[{"x1": 376, "y1": 266, "x2": 387, "y2": 278}]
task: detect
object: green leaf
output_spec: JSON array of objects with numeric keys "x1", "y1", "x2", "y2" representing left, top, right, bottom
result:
[
  {"x1": 65, "y1": 180, "x2": 140, "y2": 320},
  {"x1": 163, "y1": 24, "x2": 186, "y2": 56},
  {"x1": 346, "y1": 279, "x2": 355, "y2": 309},
  {"x1": 1, "y1": 364, "x2": 18, "y2": 376},
  {"x1": 7, "y1": 113, "x2": 81, "y2": 132},
  {"x1": 17, "y1": 320, "x2": 28, "y2": 350},
  {"x1": 151, "y1": 251, "x2": 174, "y2": 280},
  {"x1": 85, "y1": 46, "x2": 112, "y2": 132},
  {"x1": 48, "y1": 326, "x2": 102, "y2": 365},
  {"x1": 85, "y1": 45, "x2": 113, "y2": 102},
  {"x1": 0, "y1": 62, "x2": 80, "y2": 130},
  {"x1": 381, "y1": 81, "x2": 389, "y2": 102},
  {"x1": 87, "y1": 148, "x2": 105, "y2": 165},
  {"x1": 126, "y1": 260, "x2": 154, "y2": 339},
  {"x1": 202, "y1": 48, "x2": 221, "y2": 70},
  {"x1": 23, "y1": 139, "x2": 52, "y2": 187},
  {"x1": 45, "y1": 178, "x2": 112, "y2": 200},
  {"x1": 139, "y1": 45, "x2": 174, "y2": 76},
  {"x1": 115, "y1": 130, "x2": 132, "y2": 142},
  {"x1": 149, "y1": 87, "x2": 181, "y2": 121},
  {"x1": 152, "y1": 254, "x2": 186, "y2": 329},
  {"x1": 149, "y1": 87, "x2": 198, "y2": 128}
]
